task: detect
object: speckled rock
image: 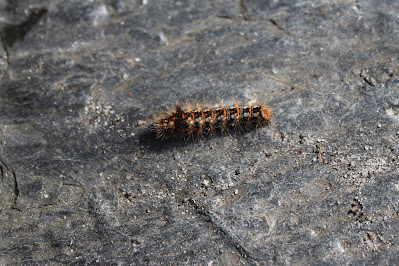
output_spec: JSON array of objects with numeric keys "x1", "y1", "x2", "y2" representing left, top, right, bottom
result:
[{"x1": 1, "y1": 0, "x2": 399, "y2": 264}]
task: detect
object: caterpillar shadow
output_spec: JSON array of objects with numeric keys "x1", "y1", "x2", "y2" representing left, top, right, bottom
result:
[{"x1": 139, "y1": 123, "x2": 269, "y2": 152}]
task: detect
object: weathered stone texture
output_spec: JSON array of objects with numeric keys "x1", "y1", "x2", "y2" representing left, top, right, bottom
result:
[{"x1": 1, "y1": 0, "x2": 399, "y2": 264}]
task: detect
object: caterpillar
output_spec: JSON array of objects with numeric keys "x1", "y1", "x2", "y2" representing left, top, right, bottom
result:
[{"x1": 152, "y1": 103, "x2": 272, "y2": 140}]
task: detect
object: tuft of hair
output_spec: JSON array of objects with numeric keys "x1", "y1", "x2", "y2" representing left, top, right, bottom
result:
[{"x1": 260, "y1": 106, "x2": 272, "y2": 122}]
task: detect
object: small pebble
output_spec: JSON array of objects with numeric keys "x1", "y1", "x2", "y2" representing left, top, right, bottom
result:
[{"x1": 202, "y1": 179, "x2": 209, "y2": 187}]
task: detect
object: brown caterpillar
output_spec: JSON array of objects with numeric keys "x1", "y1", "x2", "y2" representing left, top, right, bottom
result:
[{"x1": 152, "y1": 103, "x2": 272, "y2": 140}]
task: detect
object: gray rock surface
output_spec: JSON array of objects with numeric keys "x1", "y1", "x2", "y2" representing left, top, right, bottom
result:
[{"x1": 1, "y1": 0, "x2": 399, "y2": 264}]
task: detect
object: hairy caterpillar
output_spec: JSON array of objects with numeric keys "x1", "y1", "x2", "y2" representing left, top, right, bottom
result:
[{"x1": 152, "y1": 103, "x2": 272, "y2": 140}]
